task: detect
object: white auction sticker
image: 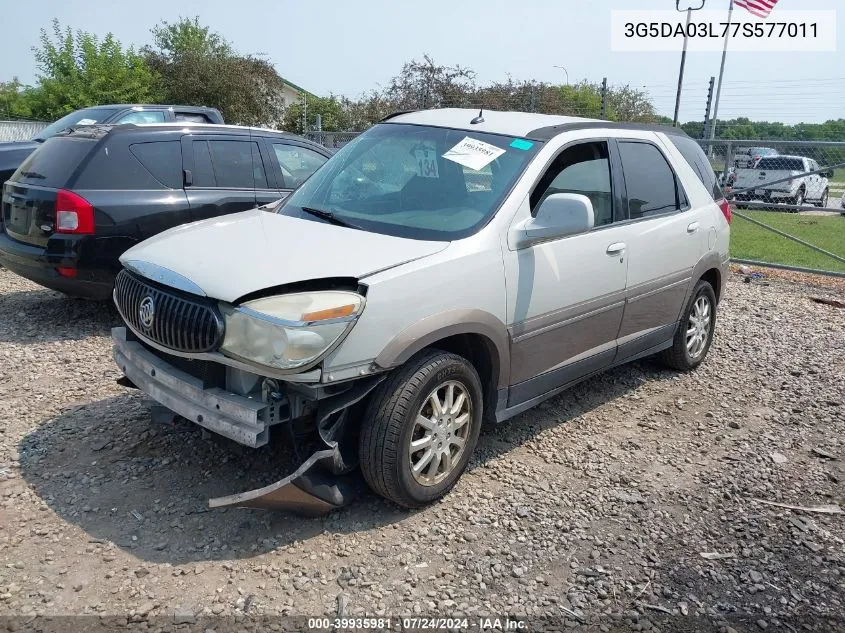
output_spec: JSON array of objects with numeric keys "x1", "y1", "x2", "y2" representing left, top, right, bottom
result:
[
  {"x1": 442, "y1": 137, "x2": 505, "y2": 171},
  {"x1": 75, "y1": 118, "x2": 97, "y2": 126}
]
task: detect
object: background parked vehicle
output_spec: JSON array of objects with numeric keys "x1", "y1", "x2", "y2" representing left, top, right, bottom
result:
[
  {"x1": 732, "y1": 155, "x2": 831, "y2": 208},
  {"x1": 0, "y1": 104, "x2": 224, "y2": 187},
  {"x1": 733, "y1": 146, "x2": 778, "y2": 169},
  {"x1": 0, "y1": 123, "x2": 330, "y2": 299}
]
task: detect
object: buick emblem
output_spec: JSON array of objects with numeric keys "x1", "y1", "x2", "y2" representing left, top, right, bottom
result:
[{"x1": 138, "y1": 296, "x2": 155, "y2": 329}]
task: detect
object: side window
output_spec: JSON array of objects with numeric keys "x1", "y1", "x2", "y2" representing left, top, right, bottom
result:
[
  {"x1": 618, "y1": 142, "x2": 686, "y2": 220},
  {"x1": 175, "y1": 112, "x2": 212, "y2": 123},
  {"x1": 207, "y1": 140, "x2": 268, "y2": 189},
  {"x1": 115, "y1": 111, "x2": 166, "y2": 124},
  {"x1": 530, "y1": 141, "x2": 614, "y2": 227},
  {"x1": 129, "y1": 141, "x2": 183, "y2": 189},
  {"x1": 272, "y1": 144, "x2": 328, "y2": 189},
  {"x1": 192, "y1": 140, "x2": 216, "y2": 187},
  {"x1": 669, "y1": 135, "x2": 723, "y2": 201}
]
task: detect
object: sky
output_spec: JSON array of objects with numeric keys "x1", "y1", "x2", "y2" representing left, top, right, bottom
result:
[{"x1": 1, "y1": 0, "x2": 843, "y2": 124}]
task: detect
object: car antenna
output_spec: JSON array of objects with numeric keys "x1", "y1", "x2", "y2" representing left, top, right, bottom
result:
[{"x1": 470, "y1": 108, "x2": 484, "y2": 125}]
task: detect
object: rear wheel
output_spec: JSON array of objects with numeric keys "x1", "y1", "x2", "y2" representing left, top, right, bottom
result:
[
  {"x1": 815, "y1": 188, "x2": 829, "y2": 208},
  {"x1": 359, "y1": 350, "x2": 483, "y2": 508},
  {"x1": 658, "y1": 280, "x2": 717, "y2": 371}
]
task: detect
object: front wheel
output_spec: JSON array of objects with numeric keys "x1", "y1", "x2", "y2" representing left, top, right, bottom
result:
[
  {"x1": 791, "y1": 187, "x2": 805, "y2": 209},
  {"x1": 815, "y1": 188, "x2": 829, "y2": 208},
  {"x1": 658, "y1": 280, "x2": 717, "y2": 371},
  {"x1": 359, "y1": 350, "x2": 483, "y2": 508}
]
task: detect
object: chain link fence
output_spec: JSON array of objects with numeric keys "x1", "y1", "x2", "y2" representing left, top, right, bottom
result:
[
  {"x1": 302, "y1": 131, "x2": 361, "y2": 150},
  {"x1": 0, "y1": 120, "x2": 48, "y2": 142},
  {"x1": 699, "y1": 139, "x2": 845, "y2": 276},
  {"x1": 700, "y1": 139, "x2": 845, "y2": 213}
]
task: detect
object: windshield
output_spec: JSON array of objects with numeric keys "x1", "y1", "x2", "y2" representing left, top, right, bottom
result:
[
  {"x1": 277, "y1": 123, "x2": 541, "y2": 240},
  {"x1": 34, "y1": 108, "x2": 114, "y2": 141}
]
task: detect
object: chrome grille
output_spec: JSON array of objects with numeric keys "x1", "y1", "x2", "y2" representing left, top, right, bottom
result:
[{"x1": 114, "y1": 269, "x2": 224, "y2": 353}]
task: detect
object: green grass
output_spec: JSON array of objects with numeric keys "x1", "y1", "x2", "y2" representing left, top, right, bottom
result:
[{"x1": 730, "y1": 210, "x2": 845, "y2": 273}]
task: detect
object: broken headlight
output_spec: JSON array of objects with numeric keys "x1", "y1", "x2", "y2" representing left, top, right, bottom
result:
[{"x1": 220, "y1": 291, "x2": 364, "y2": 371}]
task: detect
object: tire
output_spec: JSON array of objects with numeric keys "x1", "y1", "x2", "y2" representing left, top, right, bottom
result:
[
  {"x1": 815, "y1": 188, "x2": 829, "y2": 208},
  {"x1": 359, "y1": 350, "x2": 483, "y2": 508},
  {"x1": 791, "y1": 187, "x2": 805, "y2": 209},
  {"x1": 658, "y1": 280, "x2": 717, "y2": 371}
]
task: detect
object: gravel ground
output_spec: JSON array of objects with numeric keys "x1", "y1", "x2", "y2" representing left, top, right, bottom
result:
[{"x1": 0, "y1": 267, "x2": 843, "y2": 632}]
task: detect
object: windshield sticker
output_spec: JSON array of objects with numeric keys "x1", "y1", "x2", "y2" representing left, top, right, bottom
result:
[
  {"x1": 442, "y1": 137, "x2": 505, "y2": 171},
  {"x1": 413, "y1": 145, "x2": 439, "y2": 178},
  {"x1": 510, "y1": 138, "x2": 534, "y2": 151},
  {"x1": 75, "y1": 118, "x2": 97, "y2": 126}
]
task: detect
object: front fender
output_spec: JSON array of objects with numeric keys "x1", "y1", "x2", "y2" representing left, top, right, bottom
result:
[{"x1": 374, "y1": 309, "x2": 510, "y2": 388}]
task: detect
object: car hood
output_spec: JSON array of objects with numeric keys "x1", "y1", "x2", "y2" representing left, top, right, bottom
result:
[{"x1": 120, "y1": 209, "x2": 449, "y2": 303}]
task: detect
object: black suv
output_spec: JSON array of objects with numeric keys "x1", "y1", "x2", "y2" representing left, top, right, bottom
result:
[
  {"x1": 0, "y1": 123, "x2": 330, "y2": 299},
  {"x1": 0, "y1": 104, "x2": 224, "y2": 185}
]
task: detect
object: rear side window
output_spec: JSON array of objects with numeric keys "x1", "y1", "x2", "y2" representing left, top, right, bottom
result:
[
  {"x1": 115, "y1": 111, "x2": 166, "y2": 124},
  {"x1": 618, "y1": 141, "x2": 686, "y2": 220},
  {"x1": 175, "y1": 113, "x2": 212, "y2": 123},
  {"x1": 205, "y1": 140, "x2": 268, "y2": 189},
  {"x1": 669, "y1": 135, "x2": 723, "y2": 201},
  {"x1": 757, "y1": 157, "x2": 804, "y2": 171},
  {"x1": 12, "y1": 137, "x2": 95, "y2": 187},
  {"x1": 129, "y1": 141, "x2": 182, "y2": 189}
]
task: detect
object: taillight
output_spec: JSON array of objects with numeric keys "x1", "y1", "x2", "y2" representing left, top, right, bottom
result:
[
  {"x1": 55, "y1": 189, "x2": 94, "y2": 234},
  {"x1": 718, "y1": 198, "x2": 732, "y2": 224}
]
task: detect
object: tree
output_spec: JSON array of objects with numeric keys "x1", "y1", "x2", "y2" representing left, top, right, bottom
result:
[
  {"x1": 282, "y1": 94, "x2": 352, "y2": 134},
  {"x1": 30, "y1": 19, "x2": 159, "y2": 120},
  {"x1": 144, "y1": 17, "x2": 287, "y2": 126},
  {"x1": 604, "y1": 85, "x2": 656, "y2": 122},
  {"x1": 386, "y1": 55, "x2": 476, "y2": 110},
  {"x1": 150, "y1": 17, "x2": 231, "y2": 59},
  {"x1": 0, "y1": 79, "x2": 37, "y2": 119}
]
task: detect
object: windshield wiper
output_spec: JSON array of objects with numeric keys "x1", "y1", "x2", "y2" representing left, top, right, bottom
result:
[{"x1": 300, "y1": 207, "x2": 364, "y2": 230}]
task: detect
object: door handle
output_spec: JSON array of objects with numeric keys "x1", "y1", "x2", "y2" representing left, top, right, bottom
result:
[
  {"x1": 606, "y1": 242, "x2": 626, "y2": 255},
  {"x1": 687, "y1": 222, "x2": 700, "y2": 233}
]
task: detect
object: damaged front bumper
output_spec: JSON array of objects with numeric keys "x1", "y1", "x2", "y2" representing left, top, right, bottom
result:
[{"x1": 112, "y1": 327, "x2": 381, "y2": 515}]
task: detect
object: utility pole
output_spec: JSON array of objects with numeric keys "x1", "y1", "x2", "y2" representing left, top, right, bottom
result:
[
  {"x1": 709, "y1": 0, "x2": 735, "y2": 145},
  {"x1": 703, "y1": 76, "x2": 715, "y2": 140},
  {"x1": 600, "y1": 77, "x2": 608, "y2": 119},
  {"x1": 301, "y1": 94, "x2": 307, "y2": 134},
  {"x1": 673, "y1": 0, "x2": 706, "y2": 127}
]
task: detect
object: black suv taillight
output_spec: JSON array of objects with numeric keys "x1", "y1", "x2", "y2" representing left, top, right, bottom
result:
[{"x1": 55, "y1": 189, "x2": 94, "y2": 234}]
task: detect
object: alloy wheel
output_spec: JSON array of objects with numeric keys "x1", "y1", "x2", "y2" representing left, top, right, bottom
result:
[
  {"x1": 686, "y1": 295, "x2": 712, "y2": 359},
  {"x1": 409, "y1": 380, "x2": 472, "y2": 486}
]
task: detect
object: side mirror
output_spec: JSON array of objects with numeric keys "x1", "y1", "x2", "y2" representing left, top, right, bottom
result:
[{"x1": 511, "y1": 193, "x2": 595, "y2": 249}]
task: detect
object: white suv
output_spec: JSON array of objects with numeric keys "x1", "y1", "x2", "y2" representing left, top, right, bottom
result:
[{"x1": 111, "y1": 109, "x2": 731, "y2": 512}]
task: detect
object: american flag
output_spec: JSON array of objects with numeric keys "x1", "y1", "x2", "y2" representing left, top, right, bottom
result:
[{"x1": 734, "y1": 0, "x2": 779, "y2": 19}]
